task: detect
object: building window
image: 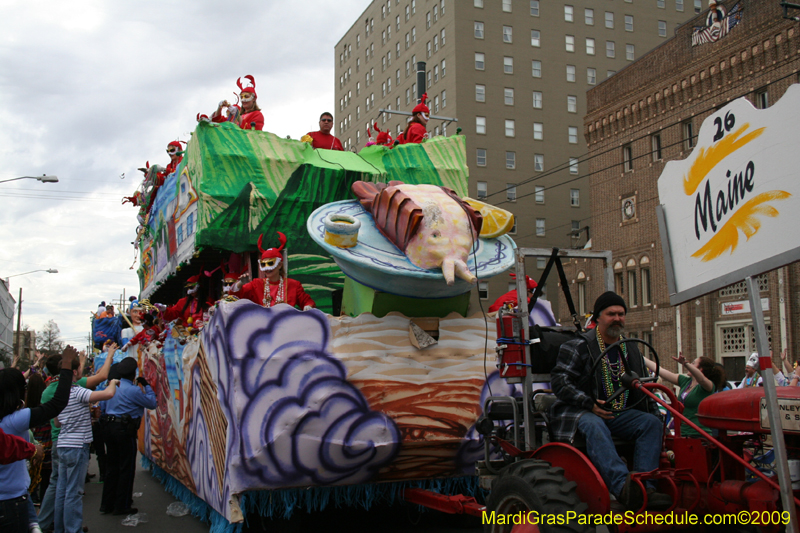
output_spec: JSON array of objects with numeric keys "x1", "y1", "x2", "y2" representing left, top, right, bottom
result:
[
  {"x1": 533, "y1": 122, "x2": 543, "y2": 140},
  {"x1": 412, "y1": 26, "x2": 416, "y2": 42},
  {"x1": 533, "y1": 91, "x2": 542, "y2": 109},
  {"x1": 534, "y1": 154, "x2": 544, "y2": 171},
  {"x1": 565, "y1": 5, "x2": 574, "y2": 22},
  {"x1": 658, "y1": 0, "x2": 665, "y2": 7},
  {"x1": 504, "y1": 88, "x2": 514, "y2": 106},
  {"x1": 578, "y1": 281, "x2": 586, "y2": 316},
  {"x1": 623, "y1": 143, "x2": 633, "y2": 171},
  {"x1": 474, "y1": 21, "x2": 484, "y2": 39},
  {"x1": 587, "y1": 68, "x2": 597, "y2": 85},
  {"x1": 503, "y1": 25, "x2": 513, "y2": 43},
  {"x1": 506, "y1": 153, "x2": 516, "y2": 170},
  {"x1": 626, "y1": 44, "x2": 635, "y2": 61},
  {"x1": 677, "y1": 0, "x2": 684, "y2": 11},
  {"x1": 532, "y1": 60, "x2": 542, "y2": 78},
  {"x1": 566, "y1": 65, "x2": 576, "y2": 82},
  {"x1": 411, "y1": 0, "x2": 415, "y2": 14},
  {"x1": 585, "y1": 8, "x2": 594, "y2": 25},
  {"x1": 651, "y1": 133, "x2": 662, "y2": 161},
  {"x1": 606, "y1": 41, "x2": 615, "y2": 58},
  {"x1": 475, "y1": 84, "x2": 486, "y2": 102},
  {"x1": 530, "y1": 0, "x2": 539, "y2": 16},
  {"x1": 502, "y1": 0, "x2": 512, "y2": 12},
  {"x1": 441, "y1": 28, "x2": 446, "y2": 46},
  {"x1": 426, "y1": 11, "x2": 431, "y2": 29},
  {"x1": 625, "y1": 15, "x2": 633, "y2": 32},
  {"x1": 658, "y1": 20, "x2": 667, "y2": 37},
  {"x1": 426, "y1": 41, "x2": 431, "y2": 58},
  {"x1": 476, "y1": 116, "x2": 486, "y2": 134},
  {"x1": 536, "y1": 218, "x2": 545, "y2": 236},
  {"x1": 627, "y1": 270, "x2": 638, "y2": 307},
  {"x1": 506, "y1": 183, "x2": 517, "y2": 201},
  {"x1": 504, "y1": 56, "x2": 513, "y2": 74},
  {"x1": 570, "y1": 188, "x2": 580, "y2": 206},
  {"x1": 535, "y1": 186, "x2": 545, "y2": 204},
  {"x1": 565, "y1": 35, "x2": 575, "y2": 52},
  {"x1": 441, "y1": 90, "x2": 446, "y2": 108},
  {"x1": 569, "y1": 158, "x2": 579, "y2": 175},
  {"x1": 615, "y1": 271, "x2": 624, "y2": 294},
  {"x1": 531, "y1": 30, "x2": 541, "y2": 47},
  {"x1": 586, "y1": 38, "x2": 595, "y2": 55},
  {"x1": 477, "y1": 180, "x2": 488, "y2": 198},
  {"x1": 642, "y1": 268, "x2": 651, "y2": 306},
  {"x1": 755, "y1": 88, "x2": 769, "y2": 109},
  {"x1": 682, "y1": 120, "x2": 695, "y2": 150},
  {"x1": 605, "y1": 12, "x2": 614, "y2": 29},
  {"x1": 567, "y1": 95, "x2": 577, "y2": 113},
  {"x1": 475, "y1": 52, "x2": 485, "y2": 70},
  {"x1": 405, "y1": 88, "x2": 410, "y2": 105},
  {"x1": 433, "y1": 65, "x2": 439, "y2": 82},
  {"x1": 568, "y1": 126, "x2": 578, "y2": 144},
  {"x1": 505, "y1": 119, "x2": 516, "y2": 137},
  {"x1": 477, "y1": 150, "x2": 487, "y2": 168},
  {"x1": 694, "y1": 0, "x2": 702, "y2": 13},
  {"x1": 441, "y1": 59, "x2": 446, "y2": 77},
  {"x1": 478, "y1": 281, "x2": 489, "y2": 300}
]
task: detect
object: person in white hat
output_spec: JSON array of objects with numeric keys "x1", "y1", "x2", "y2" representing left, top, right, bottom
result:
[{"x1": 737, "y1": 353, "x2": 763, "y2": 388}]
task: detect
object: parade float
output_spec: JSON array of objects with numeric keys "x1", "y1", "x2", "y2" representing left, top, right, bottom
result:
[{"x1": 126, "y1": 120, "x2": 530, "y2": 531}]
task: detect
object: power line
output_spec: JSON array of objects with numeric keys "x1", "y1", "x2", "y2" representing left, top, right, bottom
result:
[{"x1": 484, "y1": 59, "x2": 800, "y2": 202}]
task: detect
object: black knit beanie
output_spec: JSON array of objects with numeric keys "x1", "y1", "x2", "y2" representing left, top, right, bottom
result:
[{"x1": 592, "y1": 291, "x2": 627, "y2": 320}]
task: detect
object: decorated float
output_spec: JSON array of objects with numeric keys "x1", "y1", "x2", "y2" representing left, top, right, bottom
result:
[{"x1": 126, "y1": 120, "x2": 535, "y2": 531}]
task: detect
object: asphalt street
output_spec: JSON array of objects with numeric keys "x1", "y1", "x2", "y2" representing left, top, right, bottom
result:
[{"x1": 79, "y1": 454, "x2": 484, "y2": 532}]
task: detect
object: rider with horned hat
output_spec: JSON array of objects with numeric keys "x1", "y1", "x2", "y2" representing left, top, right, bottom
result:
[
  {"x1": 401, "y1": 93, "x2": 430, "y2": 144},
  {"x1": 234, "y1": 232, "x2": 315, "y2": 309},
  {"x1": 210, "y1": 75, "x2": 264, "y2": 131}
]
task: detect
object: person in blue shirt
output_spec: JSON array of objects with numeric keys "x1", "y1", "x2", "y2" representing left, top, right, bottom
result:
[{"x1": 98, "y1": 358, "x2": 157, "y2": 516}]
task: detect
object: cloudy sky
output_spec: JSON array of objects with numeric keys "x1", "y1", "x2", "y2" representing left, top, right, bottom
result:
[{"x1": 0, "y1": 0, "x2": 370, "y2": 349}]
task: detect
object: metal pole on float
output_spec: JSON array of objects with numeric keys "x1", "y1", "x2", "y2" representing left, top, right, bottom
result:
[{"x1": 746, "y1": 275, "x2": 798, "y2": 533}]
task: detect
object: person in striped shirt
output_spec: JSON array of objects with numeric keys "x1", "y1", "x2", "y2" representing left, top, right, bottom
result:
[{"x1": 53, "y1": 356, "x2": 118, "y2": 533}]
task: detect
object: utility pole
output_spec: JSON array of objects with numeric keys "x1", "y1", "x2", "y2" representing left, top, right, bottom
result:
[{"x1": 14, "y1": 288, "x2": 22, "y2": 362}]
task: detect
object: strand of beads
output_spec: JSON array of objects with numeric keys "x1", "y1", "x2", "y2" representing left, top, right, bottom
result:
[
  {"x1": 597, "y1": 329, "x2": 629, "y2": 410},
  {"x1": 262, "y1": 277, "x2": 286, "y2": 307}
]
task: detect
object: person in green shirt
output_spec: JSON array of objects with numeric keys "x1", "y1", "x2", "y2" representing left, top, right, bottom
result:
[
  {"x1": 644, "y1": 353, "x2": 723, "y2": 438},
  {"x1": 36, "y1": 345, "x2": 116, "y2": 531}
]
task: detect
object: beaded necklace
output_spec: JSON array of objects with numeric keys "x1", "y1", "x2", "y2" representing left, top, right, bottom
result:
[
  {"x1": 262, "y1": 277, "x2": 285, "y2": 307},
  {"x1": 596, "y1": 329, "x2": 629, "y2": 410}
]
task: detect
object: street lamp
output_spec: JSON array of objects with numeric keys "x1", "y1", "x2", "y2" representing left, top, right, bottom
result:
[
  {"x1": 6, "y1": 269, "x2": 58, "y2": 279},
  {"x1": 0, "y1": 175, "x2": 59, "y2": 185}
]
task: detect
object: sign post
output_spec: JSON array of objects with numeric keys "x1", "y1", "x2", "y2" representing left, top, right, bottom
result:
[
  {"x1": 657, "y1": 87, "x2": 800, "y2": 532},
  {"x1": 747, "y1": 276, "x2": 797, "y2": 532}
]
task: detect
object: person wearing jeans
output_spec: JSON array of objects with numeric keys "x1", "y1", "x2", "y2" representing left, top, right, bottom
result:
[
  {"x1": 52, "y1": 355, "x2": 118, "y2": 533},
  {"x1": 550, "y1": 292, "x2": 671, "y2": 511},
  {"x1": 53, "y1": 445, "x2": 90, "y2": 533}
]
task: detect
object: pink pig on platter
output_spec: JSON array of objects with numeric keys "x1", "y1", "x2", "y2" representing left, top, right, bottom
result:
[{"x1": 352, "y1": 181, "x2": 483, "y2": 285}]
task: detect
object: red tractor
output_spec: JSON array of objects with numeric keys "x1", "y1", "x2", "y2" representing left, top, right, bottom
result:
[{"x1": 403, "y1": 248, "x2": 800, "y2": 533}]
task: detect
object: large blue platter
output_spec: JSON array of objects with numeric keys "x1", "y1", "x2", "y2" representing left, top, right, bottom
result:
[{"x1": 307, "y1": 200, "x2": 516, "y2": 298}]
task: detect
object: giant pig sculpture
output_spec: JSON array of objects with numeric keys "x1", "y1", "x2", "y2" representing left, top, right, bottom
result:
[{"x1": 352, "y1": 181, "x2": 483, "y2": 285}]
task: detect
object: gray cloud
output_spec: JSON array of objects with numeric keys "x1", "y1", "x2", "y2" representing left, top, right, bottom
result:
[{"x1": 0, "y1": 0, "x2": 370, "y2": 344}]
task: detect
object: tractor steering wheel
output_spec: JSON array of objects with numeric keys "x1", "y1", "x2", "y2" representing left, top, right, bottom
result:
[{"x1": 589, "y1": 338, "x2": 660, "y2": 413}]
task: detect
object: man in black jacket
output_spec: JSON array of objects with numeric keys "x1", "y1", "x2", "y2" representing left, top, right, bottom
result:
[{"x1": 550, "y1": 291, "x2": 670, "y2": 510}]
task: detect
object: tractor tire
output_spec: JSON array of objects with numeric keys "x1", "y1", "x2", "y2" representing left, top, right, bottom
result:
[{"x1": 484, "y1": 459, "x2": 590, "y2": 533}]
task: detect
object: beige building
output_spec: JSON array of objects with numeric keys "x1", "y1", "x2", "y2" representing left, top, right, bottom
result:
[
  {"x1": 335, "y1": 0, "x2": 694, "y2": 311},
  {"x1": 561, "y1": 0, "x2": 800, "y2": 379}
]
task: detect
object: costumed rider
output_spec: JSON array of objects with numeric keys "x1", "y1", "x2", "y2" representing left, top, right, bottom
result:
[
  {"x1": 400, "y1": 93, "x2": 430, "y2": 144},
  {"x1": 163, "y1": 141, "x2": 184, "y2": 177},
  {"x1": 210, "y1": 75, "x2": 264, "y2": 131},
  {"x1": 488, "y1": 273, "x2": 537, "y2": 314},
  {"x1": 737, "y1": 353, "x2": 763, "y2": 388},
  {"x1": 160, "y1": 273, "x2": 208, "y2": 326},
  {"x1": 219, "y1": 264, "x2": 242, "y2": 302},
  {"x1": 234, "y1": 232, "x2": 315, "y2": 310},
  {"x1": 99, "y1": 358, "x2": 157, "y2": 517},
  {"x1": 549, "y1": 291, "x2": 672, "y2": 510}
]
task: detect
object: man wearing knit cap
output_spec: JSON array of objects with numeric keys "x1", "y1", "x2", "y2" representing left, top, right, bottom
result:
[{"x1": 549, "y1": 291, "x2": 671, "y2": 511}]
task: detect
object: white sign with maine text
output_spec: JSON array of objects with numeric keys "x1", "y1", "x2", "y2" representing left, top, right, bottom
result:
[{"x1": 658, "y1": 85, "x2": 800, "y2": 305}]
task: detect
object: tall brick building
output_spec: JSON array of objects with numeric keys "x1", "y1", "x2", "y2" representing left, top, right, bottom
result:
[
  {"x1": 560, "y1": 0, "x2": 800, "y2": 379},
  {"x1": 334, "y1": 0, "x2": 693, "y2": 313}
]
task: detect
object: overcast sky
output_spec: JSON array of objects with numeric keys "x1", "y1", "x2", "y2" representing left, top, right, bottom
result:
[{"x1": 0, "y1": 0, "x2": 370, "y2": 350}]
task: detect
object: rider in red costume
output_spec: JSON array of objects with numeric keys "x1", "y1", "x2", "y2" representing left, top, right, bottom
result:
[
  {"x1": 162, "y1": 273, "x2": 208, "y2": 324},
  {"x1": 211, "y1": 75, "x2": 264, "y2": 131},
  {"x1": 234, "y1": 232, "x2": 315, "y2": 310},
  {"x1": 401, "y1": 93, "x2": 430, "y2": 144}
]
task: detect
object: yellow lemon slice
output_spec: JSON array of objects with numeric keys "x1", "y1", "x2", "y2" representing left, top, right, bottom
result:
[{"x1": 464, "y1": 197, "x2": 515, "y2": 238}]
